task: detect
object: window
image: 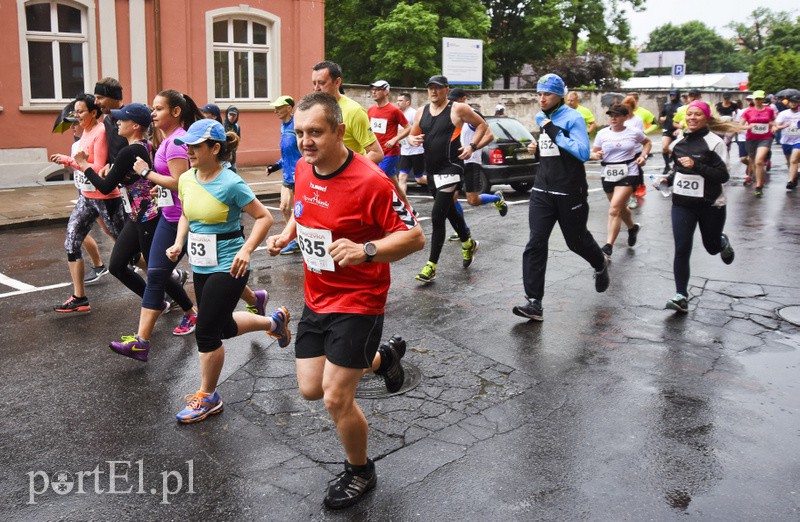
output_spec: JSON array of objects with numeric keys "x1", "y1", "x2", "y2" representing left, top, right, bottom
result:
[
  {"x1": 22, "y1": 1, "x2": 90, "y2": 102},
  {"x1": 213, "y1": 18, "x2": 271, "y2": 100},
  {"x1": 207, "y1": 7, "x2": 281, "y2": 108}
]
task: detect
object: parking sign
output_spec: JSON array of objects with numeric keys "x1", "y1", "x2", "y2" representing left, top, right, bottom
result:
[{"x1": 672, "y1": 64, "x2": 685, "y2": 78}]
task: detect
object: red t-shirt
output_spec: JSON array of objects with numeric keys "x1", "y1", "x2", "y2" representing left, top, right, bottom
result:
[
  {"x1": 367, "y1": 103, "x2": 408, "y2": 156},
  {"x1": 742, "y1": 106, "x2": 776, "y2": 140},
  {"x1": 294, "y1": 151, "x2": 417, "y2": 314}
]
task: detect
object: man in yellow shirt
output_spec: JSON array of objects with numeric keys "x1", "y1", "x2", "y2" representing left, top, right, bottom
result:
[
  {"x1": 311, "y1": 61, "x2": 383, "y2": 164},
  {"x1": 566, "y1": 92, "x2": 596, "y2": 134}
]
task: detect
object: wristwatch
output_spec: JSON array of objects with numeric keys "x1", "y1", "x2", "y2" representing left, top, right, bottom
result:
[
  {"x1": 140, "y1": 167, "x2": 151, "y2": 178},
  {"x1": 363, "y1": 241, "x2": 377, "y2": 262},
  {"x1": 469, "y1": 142, "x2": 478, "y2": 150}
]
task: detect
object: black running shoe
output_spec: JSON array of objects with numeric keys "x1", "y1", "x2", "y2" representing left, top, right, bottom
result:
[
  {"x1": 627, "y1": 223, "x2": 641, "y2": 247},
  {"x1": 594, "y1": 258, "x2": 610, "y2": 293},
  {"x1": 601, "y1": 243, "x2": 613, "y2": 257},
  {"x1": 720, "y1": 233, "x2": 734, "y2": 265},
  {"x1": 324, "y1": 460, "x2": 377, "y2": 509},
  {"x1": 512, "y1": 298, "x2": 543, "y2": 321},
  {"x1": 376, "y1": 340, "x2": 405, "y2": 393},
  {"x1": 54, "y1": 295, "x2": 91, "y2": 313}
]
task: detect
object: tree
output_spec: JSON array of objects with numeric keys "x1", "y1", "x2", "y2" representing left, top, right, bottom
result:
[
  {"x1": 644, "y1": 21, "x2": 746, "y2": 74},
  {"x1": 483, "y1": 0, "x2": 566, "y2": 89},
  {"x1": 370, "y1": 3, "x2": 440, "y2": 87},
  {"x1": 748, "y1": 50, "x2": 800, "y2": 95},
  {"x1": 559, "y1": 0, "x2": 644, "y2": 54},
  {"x1": 325, "y1": 0, "x2": 491, "y2": 86},
  {"x1": 522, "y1": 53, "x2": 619, "y2": 90}
]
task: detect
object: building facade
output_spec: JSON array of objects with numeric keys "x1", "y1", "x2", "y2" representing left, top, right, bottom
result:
[{"x1": 0, "y1": 0, "x2": 324, "y2": 184}]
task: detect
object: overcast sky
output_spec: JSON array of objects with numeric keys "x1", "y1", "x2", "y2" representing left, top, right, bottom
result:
[{"x1": 626, "y1": 0, "x2": 797, "y2": 46}]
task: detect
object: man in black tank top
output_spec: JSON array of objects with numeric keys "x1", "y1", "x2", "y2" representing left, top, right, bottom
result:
[{"x1": 407, "y1": 75, "x2": 490, "y2": 283}]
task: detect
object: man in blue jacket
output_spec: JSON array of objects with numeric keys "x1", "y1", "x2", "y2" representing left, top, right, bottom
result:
[
  {"x1": 266, "y1": 95, "x2": 303, "y2": 254},
  {"x1": 513, "y1": 74, "x2": 609, "y2": 322}
]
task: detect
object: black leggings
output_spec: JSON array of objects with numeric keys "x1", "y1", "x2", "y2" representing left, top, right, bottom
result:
[
  {"x1": 429, "y1": 185, "x2": 470, "y2": 264},
  {"x1": 193, "y1": 270, "x2": 249, "y2": 353},
  {"x1": 671, "y1": 204, "x2": 726, "y2": 296},
  {"x1": 108, "y1": 217, "x2": 191, "y2": 308}
]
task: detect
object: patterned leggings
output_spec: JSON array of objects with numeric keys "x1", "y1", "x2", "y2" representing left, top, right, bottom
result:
[{"x1": 64, "y1": 196, "x2": 125, "y2": 261}]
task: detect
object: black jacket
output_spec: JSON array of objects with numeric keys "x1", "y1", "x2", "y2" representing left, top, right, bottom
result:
[{"x1": 668, "y1": 128, "x2": 729, "y2": 207}]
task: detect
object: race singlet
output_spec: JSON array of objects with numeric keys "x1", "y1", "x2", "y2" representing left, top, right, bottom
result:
[
  {"x1": 602, "y1": 164, "x2": 629, "y2": 182},
  {"x1": 751, "y1": 123, "x2": 769, "y2": 134},
  {"x1": 296, "y1": 223, "x2": 335, "y2": 273},
  {"x1": 673, "y1": 173, "x2": 704, "y2": 198},
  {"x1": 538, "y1": 133, "x2": 560, "y2": 157},
  {"x1": 157, "y1": 187, "x2": 173, "y2": 208},
  {"x1": 187, "y1": 232, "x2": 218, "y2": 267}
]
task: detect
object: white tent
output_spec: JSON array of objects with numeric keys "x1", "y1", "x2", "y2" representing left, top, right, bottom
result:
[{"x1": 622, "y1": 73, "x2": 747, "y2": 91}]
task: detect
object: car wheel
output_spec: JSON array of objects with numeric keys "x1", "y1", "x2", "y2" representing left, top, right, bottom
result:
[{"x1": 510, "y1": 180, "x2": 533, "y2": 193}]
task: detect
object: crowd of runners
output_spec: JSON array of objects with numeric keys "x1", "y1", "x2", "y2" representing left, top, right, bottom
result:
[{"x1": 48, "y1": 65, "x2": 799, "y2": 509}]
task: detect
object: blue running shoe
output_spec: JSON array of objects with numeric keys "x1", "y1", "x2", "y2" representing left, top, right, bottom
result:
[
  {"x1": 176, "y1": 390, "x2": 223, "y2": 423},
  {"x1": 267, "y1": 306, "x2": 291, "y2": 347},
  {"x1": 280, "y1": 239, "x2": 301, "y2": 255}
]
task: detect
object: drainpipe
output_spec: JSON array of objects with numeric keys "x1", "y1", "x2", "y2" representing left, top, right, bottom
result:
[{"x1": 154, "y1": 0, "x2": 162, "y2": 91}]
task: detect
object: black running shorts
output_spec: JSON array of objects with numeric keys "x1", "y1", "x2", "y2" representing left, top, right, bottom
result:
[{"x1": 295, "y1": 305, "x2": 384, "y2": 369}]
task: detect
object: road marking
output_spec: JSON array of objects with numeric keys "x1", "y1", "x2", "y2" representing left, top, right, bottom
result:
[
  {"x1": 0, "y1": 273, "x2": 36, "y2": 291},
  {"x1": 0, "y1": 281, "x2": 71, "y2": 299}
]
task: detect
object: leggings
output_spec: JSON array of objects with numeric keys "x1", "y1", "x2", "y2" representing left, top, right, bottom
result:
[
  {"x1": 108, "y1": 216, "x2": 192, "y2": 307},
  {"x1": 671, "y1": 204, "x2": 726, "y2": 296},
  {"x1": 141, "y1": 216, "x2": 193, "y2": 311},
  {"x1": 429, "y1": 184, "x2": 470, "y2": 264},
  {"x1": 522, "y1": 190, "x2": 605, "y2": 300},
  {"x1": 193, "y1": 270, "x2": 249, "y2": 352},
  {"x1": 64, "y1": 196, "x2": 125, "y2": 261}
]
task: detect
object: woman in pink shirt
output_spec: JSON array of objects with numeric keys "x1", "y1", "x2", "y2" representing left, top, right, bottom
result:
[
  {"x1": 741, "y1": 90, "x2": 777, "y2": 197},
  {"x1": 50, "y1": 93, "x2": 125, "y2": 313}
]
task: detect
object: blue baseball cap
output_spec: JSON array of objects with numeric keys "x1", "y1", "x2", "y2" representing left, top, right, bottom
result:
[
  {"x1": 175, "y1": 119, "x2": 227, "y2": 145},
  {"x1": 199, "y1": 103, "x2": 222, "y2": 119},
  {"x1": 110, "y1": 103, "x2": 152, "y2": 127},
  {"x1": 536, "y1": 74, "x2": 565, "y2": 97}
]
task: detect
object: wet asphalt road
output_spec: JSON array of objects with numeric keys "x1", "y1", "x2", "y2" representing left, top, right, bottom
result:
[{"x1": 1, "y1": 150, "x2": 798, "y2": 521}]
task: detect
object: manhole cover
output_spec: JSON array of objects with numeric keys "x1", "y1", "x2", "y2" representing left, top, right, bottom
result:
[
  {"x1": 356, "y1": 361, "x2": 422, "y2": 399},
  {"x1": 777, "y1": 305, "x2": 800, "y2": 326}
]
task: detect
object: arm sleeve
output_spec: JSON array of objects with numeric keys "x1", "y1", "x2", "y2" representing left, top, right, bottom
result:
[
  {"x1": 164, "y1": 139, "x2": 188, "y2": 161},
  {"x1": 351, "y1": 109, "x2": 377, "y2": 149},
  {"x1": 695, "y1": 139, "x2": 729, "y2": 184},
  {"x1": 230, "y1": 175, "x2": 257, "y2": 209},
  {"x1": 396, "y1": 107, "x2": 408, "y2": 127},
  {"x1": 547, "y1": 113, "x2": 590, "y2": 162},
  {"x1": 372, "y1": 176, "x2": 417, "y2": 232},
  {"x1": 83, "y1": 144, "x2": 150, "y2": 194}
]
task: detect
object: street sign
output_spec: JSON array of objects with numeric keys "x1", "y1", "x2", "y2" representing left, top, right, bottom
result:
[{"x1": 672, "y1": 63, "x2": 686, "y2": 78}]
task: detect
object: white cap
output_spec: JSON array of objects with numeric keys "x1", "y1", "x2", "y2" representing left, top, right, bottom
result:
[
  {"x1": 495, "y1": 103, "x2": 505, "y2": 112},
  {"x1": 370, "y1": 80, "x2": 390, "y2": 90}
]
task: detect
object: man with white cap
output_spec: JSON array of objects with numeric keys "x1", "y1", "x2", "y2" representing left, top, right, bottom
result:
[
  {"x1": 513, "y1": 73, "x2": 609, "y2": 322},
  {"x1": 368, "y1": 80, "x2": 415, "y2": 212},
  {"x1": 494, "y1": 103, "x2": 507, "y2": 117}
]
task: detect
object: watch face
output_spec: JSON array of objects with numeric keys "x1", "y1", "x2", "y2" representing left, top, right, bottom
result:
[{"x1": 365, "y1": 242, "x2": 377, "y2": 256}]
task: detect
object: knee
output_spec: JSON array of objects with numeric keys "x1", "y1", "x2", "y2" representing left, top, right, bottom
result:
[
  {"x1": 322, "y1": 389, "x2": 354, "y2": 421},
  {"x1": 466, "y1": 193, "x2": 481, "y2": 206},
  {"x1": 608, "y1": 206, "x2": 622, "y2": 219},
  {"x1": 107, "y1": 256, "x2": 128, "y2": 277},
  {"x1": 298, "y1": 381, "x2": 323, "y2": 401}
]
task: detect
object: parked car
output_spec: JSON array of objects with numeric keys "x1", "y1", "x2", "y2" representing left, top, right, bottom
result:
[{"x1": 477, "y1": 116, "x2": 539, "y2": 194}]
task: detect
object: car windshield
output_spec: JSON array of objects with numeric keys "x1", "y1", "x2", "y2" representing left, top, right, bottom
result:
[{"x1": 489, "y1": 118, "x2": 533, "y2": 144}]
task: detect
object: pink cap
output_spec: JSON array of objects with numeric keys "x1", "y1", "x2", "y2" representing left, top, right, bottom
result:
[{"x1": 687, "y1": 100, "x2": 711, "y2": 120}]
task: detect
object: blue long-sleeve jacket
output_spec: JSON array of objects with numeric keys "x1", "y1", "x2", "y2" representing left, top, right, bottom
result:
[
  {"x1": 276, "y1": 117, "x2": 302, "y2": 185},
  {"x1": 533, "y1": 103, "x2": 591, "y2": 195}
]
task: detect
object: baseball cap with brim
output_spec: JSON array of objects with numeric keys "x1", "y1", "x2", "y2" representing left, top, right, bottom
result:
[
  {"x1": 110, "y1": 103, "x2": 152, "y2": 128},
  {"x1": 688, "y1": 89, "x2": 701, "y2": 96},
  {"x1": 174, "y1": 119, "x2": 226, "y2": 146},
  {"x1": 789, "y1": 95, "x2": 800, "y2": 103},
  {"x1": 606, "y1": 104, "x2": 629, "y2": 117},
  {"x1": 752, "y1": 90, "x2": 766, "y2": 99},
  {"x1": 495, "y1": 104, "x2": 505, "y2": 112},
  {"x1": 745, "y1": 94, "x2": 754, "y2": 100},
  {"x1": 65, "y1": 112, "x2": 78, "y2": 123},
  {"x1": 427, "y1": 75, "x2": 448, "y2": 87},
  {"x1": 273, "y1": 95, "x2": 294, "y2": 108},
  {"x1": 448, "y1": 88, "x2": 467, "y2": 101},
  {"x1": 370, "y1": 80, "x2": 390, "y2": 90},
  {"x1": 199, "y1": 104, "x2": 222, "y2": 119}
]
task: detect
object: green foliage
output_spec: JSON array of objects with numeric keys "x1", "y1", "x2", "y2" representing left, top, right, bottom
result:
[
  {"x1": 749, "y1": 50, "x2": 800, "y2": 94},
  {"x1": 370, "y1": 3, "x2": 440, "y2": 86},
  {"x1": 325, "y1": 0, "x2": 491, "y2": 87},
  {"x1": 727, "y1": 9, "x2": 800, "y2": 68},
  {"x1": 644, "y1": 21, "x2": 746, "y2": 74}
]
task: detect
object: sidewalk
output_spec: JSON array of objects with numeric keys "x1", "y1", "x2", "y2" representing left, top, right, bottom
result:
[{"x1": 0, "y1": 166, "x2": 281, "y2": 231}]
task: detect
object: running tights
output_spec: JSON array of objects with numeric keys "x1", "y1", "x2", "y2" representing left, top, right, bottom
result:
[
  {"x1": 193, "y1": 270, "x2": 249, "y2": 352},
  {"x1": 429, "y1": 186, "x2": 470, "y2": 264},
  {"x1": 671, "y1": 204, "x2": 726, "y2": 296}
]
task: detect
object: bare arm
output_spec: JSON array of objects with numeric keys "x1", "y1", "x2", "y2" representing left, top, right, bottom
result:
[
  {"x1": 454, "y1": 103, "x2": 490, "y2": 159},
  {"x1": 364, "y1": 139, "x2": 384, "y2": 164},
  {"x1": 328, "y1": 225, "x2": 425, "y2": 267},
  {"x1": 266, "y1": 214, "x2": 297, "y2": 256}
]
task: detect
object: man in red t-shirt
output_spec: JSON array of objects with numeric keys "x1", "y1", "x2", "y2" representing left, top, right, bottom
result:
[
  {"x1": 368, "y1": 80, "x2": 415, "y2": 213},
  {"x1": 267, "y1": 92, "x2": 425, "y2": 509}
]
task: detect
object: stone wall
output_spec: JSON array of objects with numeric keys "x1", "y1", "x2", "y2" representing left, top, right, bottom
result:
[{"x1": 344, "y1": 85, "x2": 738, "y2": 132}]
